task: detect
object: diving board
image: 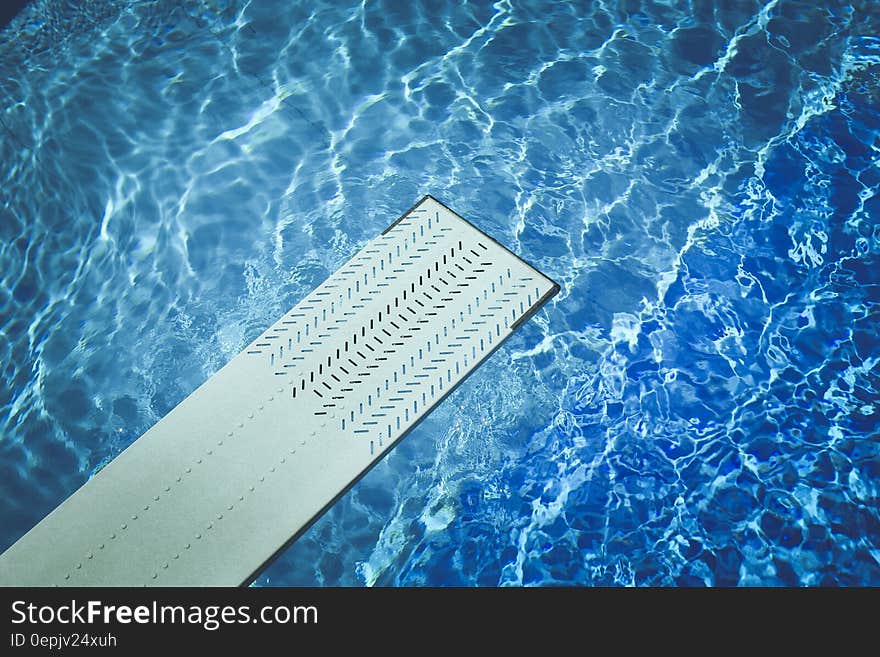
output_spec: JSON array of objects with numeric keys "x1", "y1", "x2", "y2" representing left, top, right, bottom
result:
[{"x1": 0, "y1": 195, "x2": 559, "y2": 586}]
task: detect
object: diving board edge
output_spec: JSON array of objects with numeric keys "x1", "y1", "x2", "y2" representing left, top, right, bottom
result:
[{"x1": 244, "y1": 198, "x2": 558, "y2": 583}]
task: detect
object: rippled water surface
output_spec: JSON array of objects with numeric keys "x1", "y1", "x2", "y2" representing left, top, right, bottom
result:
[{"x1": 1, "y1": 0, "x2": 879, "y2": 586}]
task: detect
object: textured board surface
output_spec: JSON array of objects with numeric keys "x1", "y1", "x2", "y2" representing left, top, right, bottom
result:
[{"x1": 0, "y1": 195, "x2": 559, "y2": 586}]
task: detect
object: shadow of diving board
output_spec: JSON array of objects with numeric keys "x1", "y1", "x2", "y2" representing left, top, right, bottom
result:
[{"x1": 0, "y1": 195, "x2": 559, "y2": 586}]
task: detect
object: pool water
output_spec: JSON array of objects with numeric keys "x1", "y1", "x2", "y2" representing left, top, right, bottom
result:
[{"x1": 1, "y1": 0, "x2": 878, "y2": 586}]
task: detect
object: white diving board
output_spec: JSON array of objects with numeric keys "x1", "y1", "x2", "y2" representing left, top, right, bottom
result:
[{"x1": 0, "y1": 195, "x2": 559, "y2": 586}]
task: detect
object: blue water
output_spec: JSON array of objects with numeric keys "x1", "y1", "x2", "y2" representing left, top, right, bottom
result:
[{"x1": 1, "y1": 0, "x2": 878, "y2": 586}]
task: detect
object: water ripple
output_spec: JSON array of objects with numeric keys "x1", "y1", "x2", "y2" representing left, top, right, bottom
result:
[{"x1": 1, "y1": 0, "x2": 877, "y2": 586}]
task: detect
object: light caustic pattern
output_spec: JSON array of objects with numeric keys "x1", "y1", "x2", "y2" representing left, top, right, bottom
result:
[{"x1": 0, "y1": 0, "x2": 878, "y2": 585}]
